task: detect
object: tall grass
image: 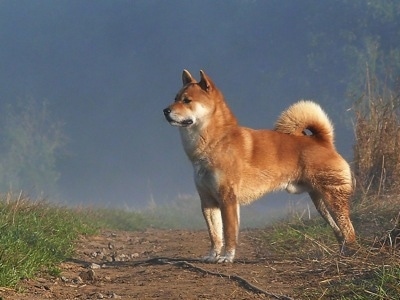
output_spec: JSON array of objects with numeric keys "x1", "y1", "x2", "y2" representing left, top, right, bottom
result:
[
  {"x1": 353, "y1": 65, "x2": 400, "y2": 200},
  {"x1": 350, "y1": 68, "x2": 400, "y2": 299},
  {"x1": 0, "y1": 193, "x2": 99, "y2": 287}
]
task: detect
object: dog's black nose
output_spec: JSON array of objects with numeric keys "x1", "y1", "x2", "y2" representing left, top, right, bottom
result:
[{"x1": 163, "y1": 108, "x2": 171, "y2": 115}]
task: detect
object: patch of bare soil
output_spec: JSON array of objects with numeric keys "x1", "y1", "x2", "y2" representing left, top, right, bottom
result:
[{"x1": 0, "y1": 228, "x2": 366, "y2": 299}]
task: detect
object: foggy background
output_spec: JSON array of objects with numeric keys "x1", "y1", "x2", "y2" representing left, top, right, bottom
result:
[{"x1": 0, "y1": 1, "x2": 398, "y2": 208}]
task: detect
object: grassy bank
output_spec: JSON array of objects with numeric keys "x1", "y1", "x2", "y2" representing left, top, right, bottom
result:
[{"x1": 0, "y1": 193, "x2": 99, "y2": 287}]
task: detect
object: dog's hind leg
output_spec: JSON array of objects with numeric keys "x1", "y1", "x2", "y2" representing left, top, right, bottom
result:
[
  {"x1": 201, "y1": 199, "x2": 224, "y2": 263},
  {"x1": 309, "y1": 191, "x2": 342, "y2": 239},
  {"x1": 325, "y1": 189, "x2": 357, "y2": 255},
  {"x1": 310, "y1": 189, "x2": 356, "y2": 255}
]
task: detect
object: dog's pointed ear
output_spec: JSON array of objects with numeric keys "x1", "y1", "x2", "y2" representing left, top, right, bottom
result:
[
  {"x1": 182, "y1": 69, "x2": 195, "y2": 85},
  {"x1": 199, "y1": 70, "x2": 213, "y2": 92}
]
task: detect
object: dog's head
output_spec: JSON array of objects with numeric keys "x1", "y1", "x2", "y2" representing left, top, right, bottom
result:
[{"x1": 163, "y1": 70, "x2": 217, "y2": 128}]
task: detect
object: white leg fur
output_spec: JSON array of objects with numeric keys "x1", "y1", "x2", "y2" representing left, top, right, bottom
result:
[
  {"x1": 202, "y1": 206, "x2": 224, "y2": 262},
  {"x1": 203, "y1": 203, "x2": 240, "y2": 263}
]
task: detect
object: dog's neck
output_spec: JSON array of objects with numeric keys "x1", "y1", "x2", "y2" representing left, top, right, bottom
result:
[{"x1": 179, "y1": 95, "x2": 238, "y2": 161}]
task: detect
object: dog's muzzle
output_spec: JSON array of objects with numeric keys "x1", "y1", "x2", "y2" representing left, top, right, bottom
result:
[
  {"x1": 163, "y1": 107, "x2": 173, "y2": 117},
  {"x1": 163, "y1": 107, "x2": 193, "y2": 126},
  {"x1": 163, "y1": 107, "x2": 173, "y2": 122}
]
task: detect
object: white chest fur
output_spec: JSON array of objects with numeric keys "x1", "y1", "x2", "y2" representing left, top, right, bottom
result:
[{"x1": 193, "y1": 160, "x2": 221, "y2": 198}]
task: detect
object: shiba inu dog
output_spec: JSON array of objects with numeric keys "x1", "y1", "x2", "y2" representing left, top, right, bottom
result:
[{"x1": 163, "y1": 70, "x2": 356, "y2": 263}]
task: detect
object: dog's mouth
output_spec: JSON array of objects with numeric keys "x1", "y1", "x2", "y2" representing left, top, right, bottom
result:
[
  {"x1": 178, "y1": 119, "x2": 194, "y2": 126},
  {"x1": 168, "y1": 118, "x2": 193, "y2": 127},
  {"x1": 163, "y1": 110, "x2": 194, "y2": 127}
]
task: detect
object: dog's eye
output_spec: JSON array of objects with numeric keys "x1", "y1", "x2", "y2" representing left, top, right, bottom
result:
[{"x1": 182, "y1": 98, "x2": 191, "y2": 104}]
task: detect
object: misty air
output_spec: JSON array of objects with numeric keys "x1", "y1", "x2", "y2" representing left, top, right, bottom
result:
[
  {"x1": 0, "y1": 2, "x2": 397, "y2": 207},
  {"x1": 1, "y1": 1, "x2": 400, "y2": 298}
]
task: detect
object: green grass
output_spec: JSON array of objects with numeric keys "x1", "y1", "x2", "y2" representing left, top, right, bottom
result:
[
  {"x1": 308, "y1": 260, "x2": 400, "y2": 300},
  {"x1": 261, "y1": 218, "x2": 337, "y2": 258},
  {"x1": 345, "y1": 264, "x2": 400, "y2": 300},
  {"x1": 0, "y1": 193, "x2": 99, "y2": 287}
]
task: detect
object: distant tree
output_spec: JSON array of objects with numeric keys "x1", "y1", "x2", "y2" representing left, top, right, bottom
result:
[
  {"x1": 345, "y1": 3, "x2": 400, "y2": 97},
  {"x1": 291, "y1": 0, "x2": 400, "y2": 127},
  {"x1": 0, "y1": 98, "x2": 66, "y2": 197}
]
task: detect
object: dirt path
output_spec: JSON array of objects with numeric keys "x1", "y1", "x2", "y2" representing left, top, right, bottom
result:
[{"x1": 1, "y1": 229, "x2": 323, "y2": 299}]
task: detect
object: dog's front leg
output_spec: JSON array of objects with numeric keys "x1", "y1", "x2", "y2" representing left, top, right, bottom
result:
[
  {"x1": 201, "y1": 201, "x2": 224, "y2": 263},
  {"x1": 218, "y1": 200, "x2": 240, "y2": 263}
]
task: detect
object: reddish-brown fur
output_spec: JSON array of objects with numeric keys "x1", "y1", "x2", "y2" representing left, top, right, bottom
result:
[{"x1": 163, "y1": 70, "x2": 356, "y2": 263}]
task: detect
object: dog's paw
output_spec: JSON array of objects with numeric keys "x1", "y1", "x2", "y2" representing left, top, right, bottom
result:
[
  {"x1": 201, "y1": 249, "x2": 221, "y2": 263},
  {"x1": 201, "y1": 254, "x2": 220, "y2": 263},
  {"x1": 202, "y1": 250, "x2": 235, "y2": 263},
  {"x1": 201, "y1": 249, "x2": 235, "y2": 263},
  {"x1": 340, "y1": 242, "x2": 358, "y2": 257},
  {"x1": 216, "y1": 255, "x2": 234, "y2": 263},
  {"x1": 202, "y1": 255, "x2": 234, "y2": 263},
  {"x1": 216, "y1": 250, "x2": 235, "y2": 263}
]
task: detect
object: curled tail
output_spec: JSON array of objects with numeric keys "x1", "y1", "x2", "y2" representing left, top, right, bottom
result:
[{"x1": 274, "y1": 100, "x2": 334, "y2": 145}]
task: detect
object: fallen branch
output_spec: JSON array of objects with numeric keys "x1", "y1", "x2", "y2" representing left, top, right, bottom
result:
[{"x1": 134, "y1": 257, "x2": 294, "y2": 300}]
